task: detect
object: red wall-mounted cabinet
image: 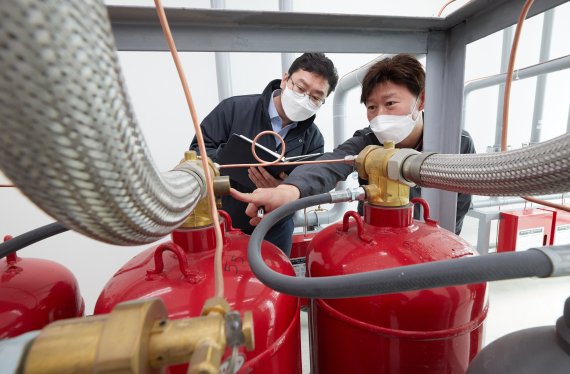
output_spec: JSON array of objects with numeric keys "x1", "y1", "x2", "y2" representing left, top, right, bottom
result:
[{"x1": 497, "y1": 209, "x2": 554, "y2": 252}]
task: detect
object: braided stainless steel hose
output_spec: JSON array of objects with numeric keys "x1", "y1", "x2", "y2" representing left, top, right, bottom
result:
[
  {"x1": 404, "y1": 133, "x2": 570, "y2": 196},
  {"x1": 0, "y1": 0, "x2": 206, "y2": 245}
]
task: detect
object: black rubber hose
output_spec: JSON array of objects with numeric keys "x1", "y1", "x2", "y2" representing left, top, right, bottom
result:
[
  {"x1": 248, "y1": 194, "x2": 557, "y2": 299},
  {"x1": 0, "y1": 222, "x2": 69, "y2": 259}
]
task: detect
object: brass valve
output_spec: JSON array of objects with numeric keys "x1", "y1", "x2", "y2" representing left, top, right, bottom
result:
[
  {"x1": 354, "y1": 141, "x2": 410, "y2": 207},
  {"x1": 22, "y1": 297, "x2": 254, "y2": 374},
  {"x1": 180, "y1": 151, "x2": 231, "y2": 228}
]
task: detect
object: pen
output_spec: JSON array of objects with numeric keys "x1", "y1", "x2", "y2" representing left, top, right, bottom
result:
[{"x1": 257, "y1": 206, "x2": 265, "y2": 219}]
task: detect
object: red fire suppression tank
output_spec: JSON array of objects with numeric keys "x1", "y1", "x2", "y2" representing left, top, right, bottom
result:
[
  {"x1": 0, "y1": 235, "x2": 85, "y2": 338},
  {"x1": 307, "y1": 199, "x2": 488, "y2": 374},
  {"x1": 94, "y1": 212, "x2": 301, "y2": 374}
]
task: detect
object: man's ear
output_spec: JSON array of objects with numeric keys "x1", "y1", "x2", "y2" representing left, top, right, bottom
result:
[
  {"x1": 418, "y1": 90, "x2": 426, "y2": 111},
  {"x1": 280, "y1": 73, "x2": 289, "y2": 90}
]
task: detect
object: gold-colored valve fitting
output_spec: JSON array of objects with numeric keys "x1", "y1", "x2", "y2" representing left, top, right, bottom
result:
[
  {"x1": 23, "y1": 299, "x2": 170, "y2": 373},
  {"x1": 355, "y1": 141, "x2": 410, "y2": 207},
  {"x1": 22, "y1": 297, "x2": 255, "y2": 374},
  {"x1": 184, "y1": 197, "x2": 218, "y2": 228},
  {"x1": 242, "y1": 311, "x2": 255, "y2": 352},
  {"x1": 179, "y1": 151, "x2": 231, "y2": 228},
  {"x1": 213, "y1": 176, "x2": 230, "y2": 197},
  {"x1": 188, "y1": 338, "x2": 224, "y2": 374},
  {"x1": 183, "y1": 297, "x2": 255, "y2": 374},
  {"x1": 201, "y1": 297, "x2": 231, "y2": 317},
  {"x1": 184, "y1": 150, "x2": 198, "y2": 161}
]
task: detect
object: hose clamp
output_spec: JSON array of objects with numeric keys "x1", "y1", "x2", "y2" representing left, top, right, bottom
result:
[
  {"x1": 172, "y1": 162, "x2": 207, "y2": 197},
  {"x1": 403, "y1": 151, "x2": 438, "y2": 184},
  {"x1": 387, "y1": 149, "x2": 421, "y2": 187},
  {"x1": 533, "y1": 245, "x2": 570, "y2": 277},
  {"x1": 330, "y1": 187, "x2": 366, "y2": 203},
  {"x1": 225, "y1": 311, "x2": 245, "y2": 347}
]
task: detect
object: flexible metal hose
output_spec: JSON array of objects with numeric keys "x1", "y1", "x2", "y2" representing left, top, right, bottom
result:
[
  {"x1": 0, "y1": 1, "x2": 206, "y2": 245},
  {"x1": 405, "y1": 133, "x2": 570, "y2": 196}
]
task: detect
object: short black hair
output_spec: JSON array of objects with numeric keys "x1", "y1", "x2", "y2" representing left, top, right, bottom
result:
[
  {"x1": 360, "y1": 54, "x2": 425, "y2": 104},
  {"x1": 288, "y1": 53, "x2": 339, "y2": 96}
]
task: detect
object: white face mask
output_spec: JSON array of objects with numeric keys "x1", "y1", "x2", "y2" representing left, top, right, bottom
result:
[
  {"x1": 281, "y1": 85, "x2": 319, "y2": 122},
  {"x1": 369, "y1": 97, "x2": 420, "y2": 144}
]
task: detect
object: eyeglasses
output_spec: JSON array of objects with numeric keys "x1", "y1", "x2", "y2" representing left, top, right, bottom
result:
[{"x1": 287, "y1": 77, "x2": 326, "y2": 107}]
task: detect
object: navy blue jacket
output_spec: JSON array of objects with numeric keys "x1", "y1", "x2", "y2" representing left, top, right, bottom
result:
[{"x1": 190, "y1": 79, "x2": 325, "y2": 231}]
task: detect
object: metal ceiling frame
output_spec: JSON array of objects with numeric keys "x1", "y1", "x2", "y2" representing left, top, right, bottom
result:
[
  {"x1": 107, "y1": 0, "x2": 564, "y2": 53},
  {"x1": 107, "y1": 0, "x2": 567, "y2": 232}
]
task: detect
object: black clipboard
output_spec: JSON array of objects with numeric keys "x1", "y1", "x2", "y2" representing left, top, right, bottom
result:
[{"x1": 216, "y1": 133, "x2": 321, "y2": 190}]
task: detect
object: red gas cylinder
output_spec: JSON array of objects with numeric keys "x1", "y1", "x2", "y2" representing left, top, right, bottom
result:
[
  {"x1": 307, "y1": 199, "x2": 488, "y2": 374},
  {"x1": 0, "y1": 235, "x2": 85, "y2": 338},
  {"x1": 94, "y1": 212, "x2": 301, "y2": 373}
]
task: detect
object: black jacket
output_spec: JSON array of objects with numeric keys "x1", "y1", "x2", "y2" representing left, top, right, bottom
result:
[
  {"x1": 190, "y1": 79, "x2": 325, "y2": 230},
  {"x1": 285, "y1": 126, "x2": 476, "y2": 234}
]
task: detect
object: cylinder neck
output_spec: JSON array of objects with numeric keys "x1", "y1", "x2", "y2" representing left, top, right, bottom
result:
[
  {"x1": 171, "y1": 220, "x2": 227, "y2": 253},
  {"x1": 364, "y1": 202, "x2": 413, "y2": 228}
]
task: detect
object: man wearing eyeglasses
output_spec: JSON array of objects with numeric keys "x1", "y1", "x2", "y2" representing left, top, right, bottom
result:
[{"x1": 190, "y1": 53, "x2": 338, "y2": 255}]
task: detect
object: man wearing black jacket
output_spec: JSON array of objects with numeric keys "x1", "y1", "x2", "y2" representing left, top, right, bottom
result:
[
  {"x1": 232, "y1": 54, "x2": 475, "y2": 235},
  {"x1": 190, "y1": 53, "x2": 338, "y2": 255}
]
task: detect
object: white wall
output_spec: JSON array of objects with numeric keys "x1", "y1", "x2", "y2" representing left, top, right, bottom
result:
[
  {"x1": 1, "y1": 1, "x2": 569, "y2": 316},
  {"x1": 464, "y1": 3, "x2": 570, "y2": 153}
]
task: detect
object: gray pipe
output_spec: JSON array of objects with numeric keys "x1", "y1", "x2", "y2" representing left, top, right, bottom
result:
[
  {"x1": 293, "y1": 55, "x2": 392, "y2": 227},
  {"x1": 530, "y1": 9, "x2": 555, "y2": 144},
  {"x1": 464, "y1": 54, "x2": 570, "y2": 95},
  {"x1": 281, "y1": 53, "x2": 296, "y2": 75},
  {"x1": 211, "y1": 0, "x2": 233, "y2": 101},
  {"x1": 0, "y1": 331, "x2": 40, "y2": 373},
  {"x1": 0, "y1": 223, "x2": 69, "y2": 259},
  {"x1": 249, "y1": 190, "x2": 570, "y2": 298},
  {"x1": 279, "y1": 0, "x2": 296, "y2": 74},
  {"x1": 567, "y1": 104, "x2": 570, "y2": 134},
  {"x1": 463, "y1": 53, "x2": 570, "y2": 136},
  {"x1": 473, "y1": 194, "x2": 565, "y2": 209},
  {"x1": 332, "y1": 55, "x2": 392, "y2": 147},
  {"x1": 0, "y1": 0, "x2": 206, "y2": 245},
  {"x1": 494, "y1": 26, "x2": 514, "y2": 146}
]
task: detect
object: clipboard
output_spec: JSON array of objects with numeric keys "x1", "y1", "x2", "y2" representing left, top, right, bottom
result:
[{"x1": 216, "y1": 133, "x2": 321, "y2": 190}]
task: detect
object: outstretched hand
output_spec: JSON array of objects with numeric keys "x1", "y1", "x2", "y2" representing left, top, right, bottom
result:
[{"x1": 230, "y1": 184, "x2": 301, "y2": 226}]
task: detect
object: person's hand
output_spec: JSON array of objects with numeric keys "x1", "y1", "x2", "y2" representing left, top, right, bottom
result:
[
  {"x1": 248, "y1": 167, "x2": 287, "y2": 188},
  {"x1": 230, "y1": 184, "x2": 300, "y2": 226}
]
